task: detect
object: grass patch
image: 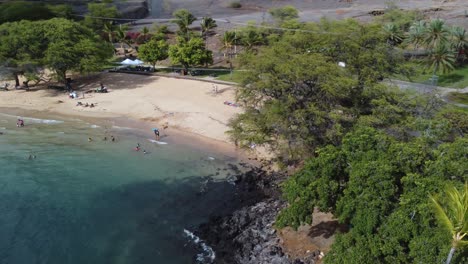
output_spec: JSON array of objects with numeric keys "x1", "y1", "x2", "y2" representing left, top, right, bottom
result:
[
  {"x1": 396, "y1": 61, "x2": 468, "y2": 88},
  {"x1": 215, "y1": 70, "x2": 244, "y2": 83},
  {"x1": 447, "y1": 92, "x2": 468, "y2": 105}
]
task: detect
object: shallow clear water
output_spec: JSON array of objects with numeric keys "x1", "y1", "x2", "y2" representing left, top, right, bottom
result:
[{"x1": 0, "y1": 113, "x2": 241, "y2": 264}]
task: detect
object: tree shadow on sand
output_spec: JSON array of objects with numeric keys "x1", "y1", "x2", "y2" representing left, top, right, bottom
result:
[{"x1": 308, "y1": 220, "x2": 348, "y2": 239}]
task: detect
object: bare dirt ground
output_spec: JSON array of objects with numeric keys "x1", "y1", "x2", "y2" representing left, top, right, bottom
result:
[
  {"x1": 142, "y1": 0, "x2": 468, "y2": 28},
  {"x1": 134, "y1": 0, "x2": 468, "y2": 68}
]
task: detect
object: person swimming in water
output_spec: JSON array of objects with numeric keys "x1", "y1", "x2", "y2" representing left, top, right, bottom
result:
[
  {"x1": 17, "y1": 119, "x2": 24, "y2": 127},
  {"x1": 88, "y1": 137, "x2": 93, "y2": 142},
  {"x1": 111, "y1": 136, "x2": 115, "y2": 142}
]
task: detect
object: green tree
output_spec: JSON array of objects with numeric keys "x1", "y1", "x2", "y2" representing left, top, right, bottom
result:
[
  {"x1": 169, "y1": 37, "x2": 213, "y2": 72},
  {"x1": 115, "y1": 24, "x2": 130, "y2": 52},
  {"x1": 200, "y1": 17, "x2": 217, "y2": 41},
  {"x1": 238, "y1": 27, "x2": 265, "y2": 51},
  {"x1": 428, "y1": 44, "x2": 456, "y2": 75},
  {"x1": 43, "y1": 18, "x2": 113, "y2": 83},
  {"x1": 450, "y1": 26, "x2": 468, "y2": 62},
  {"x1": 47, "y1": 4, "x2": 73, "y2": 19},
  {"x1": 221, "y1": 31, "x2": 238, "y2": 75},
  {"x1": 268, "y1": 5, "x2": 299, "y2": 23},
  {"x1": 172, "y1": 9, "x2": 196, "y2": 41},
  {"x1": 83, "y1": 3, "x2": 120, "y2": 31},
  {"x1": 102, "y1": 22, "x2": 115, "y2": 43},
  {"x1": 0, "y1": 20, "x2": 47, "y2": 86},
  {"x1": 430, "y1": 183, "x2": 468, "y2": 264},
  {"x1": 0, "y1": 2, "x2": 54, "y2": 23},
  {"x1": 406, "y1": 20, "x2": 426, "y2": 49},
  {"x1": 423, "y1": 19, "x2": 450, "y2": 50},
  {"x1": 383, "y1": 23, "x2": 404, "y2": 45},
  {"x1": 138, "y1": 26, "x2": 151, "y2": 43},
  {"x1": 138, "y1": 38, "x2": 169, "y2": 69}
]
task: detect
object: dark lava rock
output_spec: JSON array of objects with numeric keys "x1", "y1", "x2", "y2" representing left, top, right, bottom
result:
[{"x1": 196, "y1": 167, "x2": 314, "y2": 264}]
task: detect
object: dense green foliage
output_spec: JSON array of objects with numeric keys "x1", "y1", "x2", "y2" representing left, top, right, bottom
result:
[
  {"x1": 172, "y1": 9, "x2": 197, "y2": 41},
  {"x1": 0, "y1": 2, "x2": 54, "y2": 23},
  {"x1": 277, "y1": 126, "x2": 467, "y2": 263},
  {"x1": 169, "y1": 37, "x2": 213, "y2": 71},
  {"x1": 430, "y1": 183, "x2": 468, "y2": 264},
  {"x1": 222, "y1": 15, "x2": 467, "y2": 263},
  {"x1": 228, "y1": 19, "x2": 409, "y2": 163},
  {"x1": 83, "y1": 3, "x2": 120, "y2": 31},
  {"x1": 268, "y1": 5, "x2": 299, "y2": 23},
  {"x1": 0, "y1": 19, "x2": 113, "y2": 84},
  {"x1": 138, "y1": 38, "x2": 169, "y2": 68}
]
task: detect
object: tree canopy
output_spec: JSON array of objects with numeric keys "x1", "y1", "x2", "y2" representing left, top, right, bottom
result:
[
  {"x1": 277, "y1": 126, "x2": 467, "y2": 263},
  {"x1": 0, "y1": 18, "x2": 113, "y2": 84},
  {"x1": 228, "y1": 19, "x2": 410, "y2": 163},
  {"x1": 83, "y1": 3, "x2": 120, "y2": 31},
  {"x1": 138, "y1": 38, "x2": 169, "y2": 68},
  {"x1": 169, "y1": 37, "x2": 213, "y2": 71}
]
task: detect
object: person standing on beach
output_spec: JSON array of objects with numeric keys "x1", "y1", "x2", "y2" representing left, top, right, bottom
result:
[{"x1": 153, "y1": 128, "x2": 160, "y2": 140}]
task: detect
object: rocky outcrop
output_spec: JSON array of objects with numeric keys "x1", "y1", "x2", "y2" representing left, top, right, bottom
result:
[{"x1": 197, "y1": 167, "x2": 316, "y2": 264}]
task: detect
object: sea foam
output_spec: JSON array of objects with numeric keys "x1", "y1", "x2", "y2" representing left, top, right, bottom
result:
[{"x1": 183, "y1": 229, "x2": 215, "y2": 263}]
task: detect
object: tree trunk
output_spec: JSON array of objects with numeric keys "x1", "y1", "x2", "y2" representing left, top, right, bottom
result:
[
  {"x1": 445, "y1": 247, "x2": 456, "y2": 264},
  {"x1": 14, "y1": 73, "x2": 20, "y2": 87}
]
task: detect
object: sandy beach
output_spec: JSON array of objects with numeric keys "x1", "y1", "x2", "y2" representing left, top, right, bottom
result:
[{"x1": 0, "y1": 73, "x2": 242, "y2": 144}]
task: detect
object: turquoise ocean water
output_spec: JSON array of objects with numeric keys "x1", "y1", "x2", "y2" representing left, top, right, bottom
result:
[{"x1": 0, "y1": 112, "x2": 242, "y2": 264}]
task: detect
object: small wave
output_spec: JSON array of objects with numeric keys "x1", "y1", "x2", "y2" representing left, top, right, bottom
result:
[
  {"x1": 23, "y1": 117, "x2": 64, "y2": 125},
  {"x1": 90, "y1": 124, "x2": 100, "y2": 128},
  {"x1": 112, "y1": 125, "x2": 132, "y2": 130},
  {"x1": 0, "y1": 127, "x2": 5, "y2": 130},
  {"x1": 57, "y1": 132, "x2": 65, "y2": 134},
  {"x1": 183, "y1": 229, "x2": 215, "y2": 264}
]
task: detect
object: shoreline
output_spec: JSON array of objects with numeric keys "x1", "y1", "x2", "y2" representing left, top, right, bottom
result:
[
  {"x1": 0, "y1": 106, "x2": 252, "y2": 162},
  {"x1": 0, "y1": 72, "x2": 257, "y2": 162}
]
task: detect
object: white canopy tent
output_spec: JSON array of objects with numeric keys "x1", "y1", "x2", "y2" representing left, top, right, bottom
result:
[{"x1": 120, "y1": 59, "x2": 144, "y2": 65}]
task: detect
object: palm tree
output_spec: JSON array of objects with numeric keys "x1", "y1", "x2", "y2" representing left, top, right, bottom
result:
[
  {"x1": 383, "y1": 23, "x2": 404, "y2": 46},
  {"x1": 428, "y1": 44, "x2": 456, "y2": 79},
  {"x1": 430, "y1": 183, "x2": 468, "y2": 264},
  {"x1": 138, "y1": 26, "x2": 151, "y2": 44},
  {"x1": 200, "y1": 17, "x2": 217, "y2": 42},
  {"x1": 102, "y1": 22, "x2": 115, "y2": 44},
  {"x1": 221, "y1": 31, "x2": 238, "y2": 79},
  {"x1": 239, "y1": 29, "x2": 264, "y2": 51},
  {"x1": 172, "y1": 9, "x2": 196, "y2": 41},
  {"x1": 423, "y1": 19, "x2": 450, "y2": 50},
  {"x1": 406, "y1": 20, "x2": 426, "y2": 49},
  {"x1": 450, "y1": 26, "x2": 468, "y2": 61},
  {"x1": 115, "y1": 24, "x2": 130, "y2": 54}
]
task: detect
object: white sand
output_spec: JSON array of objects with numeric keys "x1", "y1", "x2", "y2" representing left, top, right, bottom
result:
[{"x1": 0, "y1": 73, "x2": 242, "y2": 143}]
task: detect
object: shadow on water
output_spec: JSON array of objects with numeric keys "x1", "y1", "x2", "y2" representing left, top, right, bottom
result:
[{"x1": 83, "y1": 175, "x2": 250, "y2": 264}]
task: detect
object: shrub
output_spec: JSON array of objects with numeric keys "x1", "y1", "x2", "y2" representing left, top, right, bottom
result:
[{"x1": 229, "y1": 1, "x2": 242, "y2": 8}]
